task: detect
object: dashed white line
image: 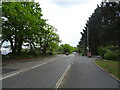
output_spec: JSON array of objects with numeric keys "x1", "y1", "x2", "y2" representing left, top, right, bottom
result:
[
  {"x1": 31, "y1": 63, "x2": 46, "y2": 69},
  {"x1": 50, "y1": 59, "x2": 56, "y2": 62},
  {"x1": 31, "y1": 59, "x2": 56, "y2": 69},
  {"x1": 0, "y1": 72, "x2": 20, "y2": 80},
  {"x1": 1, "y1": 59, "x2": 57, "y2": 80}
]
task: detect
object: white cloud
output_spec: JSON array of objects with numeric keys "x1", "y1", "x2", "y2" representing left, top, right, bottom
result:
[{"x1": 35, "y1": 0, "x2": 102, "y2": 46}]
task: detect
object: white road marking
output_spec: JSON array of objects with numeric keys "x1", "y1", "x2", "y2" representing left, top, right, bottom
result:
[
  {"x1": 1, "y1": 59, "x2": 57, "y2": 80},
  {"x1": 31, "y1": 63, "x2": 46, "y2": 69},
  {"x1": 47, "y1": 59, "x2": 56, "y2": 63},
  {"x1": 55, "y1": 65, "x2": 71, "y2": 88},
  {"x1": 31, "y1": 59, "x2": 56, "y2": 69},
  {"x1": 0, "y1": 72, "x2": 20, "y2": 80}
]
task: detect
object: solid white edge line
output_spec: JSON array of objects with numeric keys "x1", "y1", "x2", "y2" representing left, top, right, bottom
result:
[{"x1": 55, "y1": 65, "x2": 71, "y2": 88}]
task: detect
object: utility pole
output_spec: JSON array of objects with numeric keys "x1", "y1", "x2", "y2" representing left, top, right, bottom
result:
[
  {"x1": 87, "y1": 27, "x2": 91, "y2": 57},
  {"x1": 87, "y1": 27, "x2": 89, "y2": 52}
]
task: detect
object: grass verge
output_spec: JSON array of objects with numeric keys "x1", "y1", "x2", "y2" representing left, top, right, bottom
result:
[{"x1": 95, "y1": 60, "x2": 120, "y2": 80}]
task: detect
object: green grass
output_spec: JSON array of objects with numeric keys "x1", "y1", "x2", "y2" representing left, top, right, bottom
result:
[{"x1": 95, "y1": 60, "x2": 119, "y2": 80}]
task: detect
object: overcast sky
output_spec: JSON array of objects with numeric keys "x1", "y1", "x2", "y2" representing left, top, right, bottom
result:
[{"x1": 35, "y1": 0, "x2": 102, "y2": 47}]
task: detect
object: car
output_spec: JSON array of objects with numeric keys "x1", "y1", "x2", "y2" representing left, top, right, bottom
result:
[
  {"x1": 96, "y1": 56, "x2": 103, "y2": 60},
  {"x1": 66, "y1": 52, "x2": 69, "y2": 55}
]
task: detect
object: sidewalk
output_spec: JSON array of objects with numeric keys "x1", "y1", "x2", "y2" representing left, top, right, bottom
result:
[{"x1": 62, "y1": 56, "x2": 119, "y2": 88}]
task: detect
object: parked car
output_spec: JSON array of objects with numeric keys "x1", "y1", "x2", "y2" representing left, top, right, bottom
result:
[
  {"x1": 66, "y1": 52, "x2": 69, "y2": 55},
  {"x1": 96, "y1": 56, "x2": 103, "y2": 60}
]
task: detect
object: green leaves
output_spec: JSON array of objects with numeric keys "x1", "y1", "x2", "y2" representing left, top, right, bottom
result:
[
  {"x1": 2, "y1": 2, "x2": 61, "y2": 55},
  {"x1": 59, "y1": 44, "x2": 76, "y2": 54}
]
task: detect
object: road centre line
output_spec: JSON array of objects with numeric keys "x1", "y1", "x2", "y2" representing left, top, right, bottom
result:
[
  {"x1": 55, "y1": 64, "x2": 71, "y2": 88},
  {"x1": 1, "y1": 59, "x2": 57, "y2": 80}
]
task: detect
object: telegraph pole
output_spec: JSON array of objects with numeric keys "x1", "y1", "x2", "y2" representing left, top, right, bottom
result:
[
  {"x1": 87, "y1": 27, "x2": 91, "y2": 57},
  {"x1": 87, "y1": 27, "x2": 89, "y2": 52}
]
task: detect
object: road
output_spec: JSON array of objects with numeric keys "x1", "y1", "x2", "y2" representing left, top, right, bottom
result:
[
  {"x1": 62, "y1": 56, "x2": 119, "y2": 88},
  {"x1": 1, "y1": 54, "x2": 119, "y2": 88},
  {"x1": 2, "y1": 55, "x2": 74, "y2": 88}
]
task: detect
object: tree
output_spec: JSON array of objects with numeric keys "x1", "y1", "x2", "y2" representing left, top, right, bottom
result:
[
  {"x1": 2, "y1": 2, "x2": 61, "y2": 55},
  {"x1": 78, "y1": 1, "x2": 120, "y2": 57},
  {"x1": 2, "y1": 2, "x2": 44, "y2": 54},
  {"x1": 35, "y1": 24, "x2": 61, "y2": 54},
  {"x1": 59, "y1": 44, "x2": 75, "y2": 54}
]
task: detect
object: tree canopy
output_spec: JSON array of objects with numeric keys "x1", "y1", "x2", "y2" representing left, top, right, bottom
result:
[
  {"x1": 78, "y1": 1, "x2": 120, "y2": 59},
  {"x1": 2, "y1": 2, "x2": 61, "y2": 55},
  {"x1": 58, "y1": 44, "x2": 76, "y2": 54}
]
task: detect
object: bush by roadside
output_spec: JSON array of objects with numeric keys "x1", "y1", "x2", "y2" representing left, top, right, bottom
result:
[
  {"x1": 98, "y1": 45, "x2": 118, "y2": 60},
  {"x1": 104, "y1": 50, "x2": 118, "y2": 60}
]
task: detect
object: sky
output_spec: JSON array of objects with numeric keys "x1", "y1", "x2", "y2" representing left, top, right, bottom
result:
[{"x1": 35, "y1": 0, "x2": 102, "y2": 47}]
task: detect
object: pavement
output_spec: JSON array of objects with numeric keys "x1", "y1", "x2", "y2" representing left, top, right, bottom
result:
[{"x1": 1, "y1": 54, "x2": 119, "y2": 88}]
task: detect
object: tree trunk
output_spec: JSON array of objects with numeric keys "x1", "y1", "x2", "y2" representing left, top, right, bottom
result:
[
  {"x1": 9, "y1": 38, "x2": 14, "y2": 52},
  {"x1": 17, "y1": 38, "x2": 23, "y2": 55},
  {"x1": 12, "y1": 35, "x2": 17, "y2": 54},
  {"x1": 17, "y1": 42, "x2": 22, "y2": 54},
  {"x1": 42, "y1": 48, "x2": 47, "y2": 54},
  {"x1": 42, "y1": 43, "x2": 48, "y2": 54}
]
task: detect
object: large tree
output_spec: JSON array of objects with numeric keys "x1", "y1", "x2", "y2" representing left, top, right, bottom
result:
[
  {"x1": 2, "y1": 2, "x2": 60, "y2": 55},
  {"x1": 79, "y1": 1, "x2": 120, "y2": 55}
]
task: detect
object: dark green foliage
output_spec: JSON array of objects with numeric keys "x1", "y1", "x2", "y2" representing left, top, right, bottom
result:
[
  {"x1": 78, "y1": 2, "x2": 120, "y2": 59},
  {"x1": 98, "y1": 47, "x2": 107, "y2": 58},
  {"x1": 98, "y1": 45, "x2": 118, "y2": 60},
  {"x1": 104, "y1": 50, "x2": 117, "y2": 60}
]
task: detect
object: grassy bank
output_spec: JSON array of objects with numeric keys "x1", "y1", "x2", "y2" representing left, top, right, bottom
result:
[{"x1": 95, "y1": 60, "x2": 119, "y2": 80}]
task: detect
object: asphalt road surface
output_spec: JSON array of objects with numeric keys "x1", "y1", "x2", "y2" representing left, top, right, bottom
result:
[
  {"x1": 1, "y1": 54, "x2": 119, "y2": 88},
  {"x1": 2, "y1": 55, "x2": 74, "y2": 88},
  {"x1": 62, "y1": 56, "x2": 119, "y2": 88}
]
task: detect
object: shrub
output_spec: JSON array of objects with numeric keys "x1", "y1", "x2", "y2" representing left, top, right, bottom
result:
[
  {"x1": 104, "y1": 50, "x2": 117, "y2": 60},
  {"x1": 98, "y1": 47, "x2": 107, "y2": 58},
  {"x1": 98, "y1": 45, "x2": 118, "y2": 60}
]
